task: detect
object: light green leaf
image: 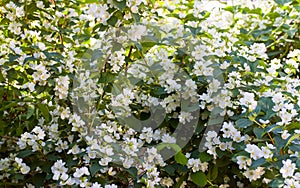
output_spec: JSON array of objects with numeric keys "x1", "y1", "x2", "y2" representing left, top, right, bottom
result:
[
  {"x1": 174, "y1": 151, "x2": 188, "y2": 165},
  {"x1": 285, "y1": 134, "x2": 300, "y2": 149},
  {"x1": 157, "y1": 143, "x2": 181, "y2": 153},
  {"x1": 285, "y1": 122, "x2": 300, "y2": 130}
]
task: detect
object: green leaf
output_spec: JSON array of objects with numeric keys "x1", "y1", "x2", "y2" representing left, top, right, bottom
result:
[
  {"x1": 84, "y1": 0, "x2": 99, "y2": 3},
  {"x1": 156, "y1": 143, "x2": 181, "y2": 153},
  {"x1": 27, "y1": 2, "x2": 38, "y2": 14},
  {"x1": 251, "y1": 158, "x2": 266, "y2": 168},
  {"x1": 126, "y1": 167, "x2": 137, "y2": 178},
  {"x1": 112, "y1": 0, "x2": 126, "y2": 10},
  {"x1": 174, "y1": 175, "x2": 186, "y2": 188},
  {"x1": 163, "y1": 165, "x2": 175, "y2": 176},
  {"x1": 107, "y1": 16, "x2": 118, "y2": 26},
  {"x1": 0, "y1": 18, "x2": 9, "y2": 25},
  {"x1": 37, "y1": 103, "x2": 50, "y2": 122},
  {"x1": 90, "y1": 161, "x2": 102, "y2": 176},
  {"x1": 98, "y1": 72, "x2": 116, "y2": 83},
  {"x1": 17, "y1": 150, "x2": 34, "y2": 158},
  {"x1": 199, "y1": 152, "x2": 213, "y2": 162},
  {"x1": 274, "y1": 0, "x2": 292, "y2": 5},
  {"x1": 131, "y1": 13, "x2": 140, "y2": 22},
  {"x1": 0, "y1": 102, "x2": 18, "y2": 112},
  {"x1": 26, "y1": 104, "x2": 35, "y2": 119},
  {"x1": 285, "y1": 134, "x2": 300, "y2": 148},
  {"x1": 174, "y1": 151, "x2": 188, "y2": 165},
  {"x1": 236, "y1": 118, "x2": 253, "y2": 128},
  {"x1": 208, "y1": 165, "x2": 218, "y2": 181},
  {"x1": 93, "y1": 23, "x2": 108, "y2": 33},
  {"x1": 190, "y1": 171, "x2": 207, "y2": 187},
  {"x1": 0, "y1": 71, "x2": 5, "y2": 82},
  {"x1": 269, "y1": 179, "x2": 284, "y2": 187},
  {"x1": 283, "y1": 28, "x2": 298, "y2": 37},
  {"x1": 32, "y1": 173, "x2": 46, "y2": 187},
  {"x1": 285, "y1": 122, "x2": 300, "y2": 130},
  {"x1": 294, "y1": 5, "x2": 300, "y2": 12},
  {"x1": 253, "y1": 127, "x2": 264, "y2": 139}
]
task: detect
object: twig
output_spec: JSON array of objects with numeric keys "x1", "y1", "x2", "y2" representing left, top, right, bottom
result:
[
  {"x1": 0, "y1": 135, "x2": 18, "y2": 141},
  {"x1": 125, "y1": 46, "x2": 133, "y2": 76}
]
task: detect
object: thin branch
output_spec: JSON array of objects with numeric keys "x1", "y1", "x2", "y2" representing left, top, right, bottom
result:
[{"x1": 125, "y1": 46, "x2": 133, "y2": 76}]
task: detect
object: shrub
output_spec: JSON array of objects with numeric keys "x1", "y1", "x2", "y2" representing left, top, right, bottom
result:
[{"x1": 0, "y1": 0, "x2": 300, "y2": 187}]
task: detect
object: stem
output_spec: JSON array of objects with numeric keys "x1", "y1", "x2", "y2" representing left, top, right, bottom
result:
[
  {"x1": 0, "y1": 135, "x2": 18, "y2": 141},
  {"x1": 125, "y1": 46, "x2": 133, "y2": 76},
  {"x1": 253, "y1": 119, "x2": 275, "y2": 145}
]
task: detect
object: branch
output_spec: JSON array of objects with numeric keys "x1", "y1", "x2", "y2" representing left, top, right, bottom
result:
[{"x1": 125, "y1": 46, "x2": 133, "y2": 76}]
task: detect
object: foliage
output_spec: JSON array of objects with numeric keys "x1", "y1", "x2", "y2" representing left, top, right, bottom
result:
[{"x1": 0, "y1": 0, "x2": 300, "y2": 187}]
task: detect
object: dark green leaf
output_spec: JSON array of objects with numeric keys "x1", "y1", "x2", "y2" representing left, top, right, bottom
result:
[
  {"x1": 199, "y1": 152, "x2": 213, "y2": 162},
  {"x1": 251, "y1": 158, "x2": 266, "y2": 168},
  {"x1": 208, "y1": 165, "x2": 218, "y2": 181},
  {"x1": 37, "y1": 103, "x2": 50, "y2": 122},
  {"x1": 107, "y1": 16, "x2": 118, "y2": 26},
  {"x1": 26, "y1": 105, "x2": 35, "y2": 119},
  {"x1": 112, "y1": 0, "x2": 126, "y2": 10},
  {"x1": 0, "y1": 102, "x2": 18, "y2": 112},
  {"x1": 190, "y1": 171, "x2": 207, "y2": 187},
  {"x1": 17, "y1": 150, "x2": 34, "y2": 158},
  {"x1": 0, "y1": 71, "x2": 5, "y2": 82},
  {"x1": 90, "y1": 161, "x2": 102, "y2": 176},
  {"x1": 269, "y1": 179, "x2": 284, "y2": 187},
  {"x1": 32, "y1": 173, "x2": 46, "y2": 187},
  {"x1": 236, "y1": 118, "x2": 253, "y2": 128},
  {"x1": 126, "y1": 167, "x2": 137, "y2": 178},
  {"x1": 163, "y1": 165, "x2": 175, "y2": 176},
  {"x1": 253, "y1": 127, "x2": 264, "y2": 139},
  {"x1": 274, "y1": 0, "x2": 292, "y2": 5}
]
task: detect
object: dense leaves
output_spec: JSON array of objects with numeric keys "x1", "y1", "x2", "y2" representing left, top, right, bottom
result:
[{"x1": 0, "y1": 0, "x2": 300, "y2": 187}]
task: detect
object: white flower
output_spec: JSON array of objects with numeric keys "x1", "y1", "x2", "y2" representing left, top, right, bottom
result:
[
  {"x1": 280, "y1": 159, "x2": 297, "y2": 178},
  {"x1": 36, "y1": 1, "x2": 45, "y2": 9},
  {"x1": 37, "y1": 42, "x2": 46, "y2": 51},
  {"x1": 245, "y1": 144, "x2": 264, "y2": 160},
  {"x1": 281, "y1": 130, "x2": 291, "y2": 140},
  {"x1": 187, "y1": 158, "x2": 208, "y2": 172},
  {"x1": 236, "y1": 156, "x2": 252, "y2": 170},
  {"x1": 128, "y1": 24, "x2": 147, "y2": 41},
  {"x1": 243, "y1": 167, "x2": 265, "y2": 181},
  {"x1": 16, "y1": 7, "x2": 25, "y2": 18},
  {"x1": 27, "y1": 82, "x2": 35, "y2": 92},
  {"x1": 51, "y1": 160, "x2": 68, "y2": 180},
  {"x1": 104, "y1": 184, "x2": 118, "y2": 188},
  {"x1": 240, "y1": 92, "x2": 257, "y2": 111},
  {"x1": 87, "y1": 4, "x2": 110, "y2": 24},
  {"x1": 20, "y1": 164, "x2": 30, "y2": 174},
  {"x1": 73, "y1": 167, "x2": 90, "y2": 178},
  {"x1": 32, "y1": 126, "x2": 45, "y2": 140},
  {"x1": 261, "y1": 146, "x2": 273, "y2": 159},
  {"x1": 8, "y1": 22, "x2": 22, "y2": 35},
  {"x1": 161, "y1": 134, "x2": 176, "y2": 143},
  {"x1": 161, "y1": 177, "x2": 174, "y2": 187},
  {"x1": 178, "y1": 111, "x2": 193, "y2": 124}
]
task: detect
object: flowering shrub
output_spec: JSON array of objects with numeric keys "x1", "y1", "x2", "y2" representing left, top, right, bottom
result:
[{"x1": 1, "y1": 0, "x2": 300, "y2": 187}]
